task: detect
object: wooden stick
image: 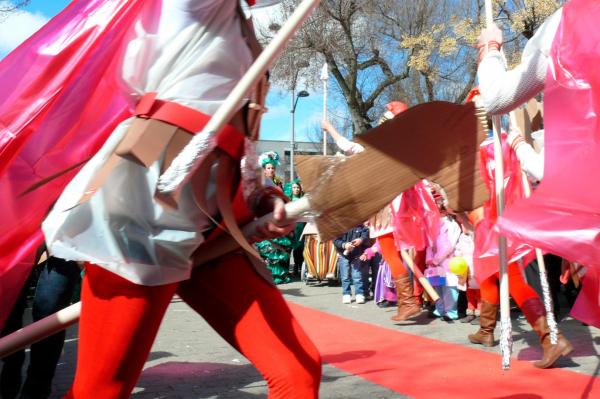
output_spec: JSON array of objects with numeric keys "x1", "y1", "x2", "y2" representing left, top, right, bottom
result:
[
  {"x1": 0, "y1": 303, "x2": 80, "y2": 359},
  {"x1": 520, "y1": 162, "x2": 559, "y2": 345},
  {"x1": 399, "y1": 250, "x2": 440, "y2": 302}
]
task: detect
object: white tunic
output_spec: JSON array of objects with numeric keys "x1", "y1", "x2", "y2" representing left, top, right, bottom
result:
[
  {"x1": 42, "y1": 1, "x2": 253, "y2": 286},
  {"x1": 477, "y1": 8, "x2": 562, "y2": 115}
]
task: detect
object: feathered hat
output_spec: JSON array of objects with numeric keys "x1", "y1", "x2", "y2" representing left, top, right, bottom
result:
[{"x1": 258, "y1": 151, "x2": 280, "y2": 168}]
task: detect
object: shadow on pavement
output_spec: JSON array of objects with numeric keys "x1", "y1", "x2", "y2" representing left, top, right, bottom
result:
[
  {"x1": 322, "y1": 350, "x2": 376, "y2": 364},
  {"x1": 134, "y1": 361, "x2": 265, "y2": 398}
]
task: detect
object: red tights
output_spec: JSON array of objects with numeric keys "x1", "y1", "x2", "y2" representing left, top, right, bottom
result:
[
  {"x1": 378, "y1": 233, "x2": 407, "y2": 279},
  {"x1": 66, "y1": 254, "x2": 321, "y2": 399},
  {"x1": 466, "y1": 288, "x2": 481, "y2": 311},
  {"x1": 479, "y1": 262, "x2": 538, "y2": 307}
]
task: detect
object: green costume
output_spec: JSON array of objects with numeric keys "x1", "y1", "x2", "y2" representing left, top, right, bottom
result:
[{"x1": 256, "y1": 151, "x2": 293, "y2": 284}]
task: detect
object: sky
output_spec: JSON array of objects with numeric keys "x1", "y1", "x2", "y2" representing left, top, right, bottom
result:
[{"x1": 0, "y1": 0, "x2": 330, "y2": 143}]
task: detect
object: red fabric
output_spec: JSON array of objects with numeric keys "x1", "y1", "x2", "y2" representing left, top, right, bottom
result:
[
  {"x1": 494, "y1": 0, "x2": 600, "y2": 328},
  {"x1": 67, "y1": 258, "x2": 321, "y2": 399},
  {"x1": 466, "y1": 288, "x2": 481, "y2": 311},
  {"x1": 479, "y1": 262, "x2": 539, "y2": 307},
  {"x1": 391, "y1": 181, "x2": 440, "y2": 251},
  {"x1": 497, "y1": 0, "x2": 600, "y2": 270},
  {"x1": 465, "y1": 87, "x2": 480, "y2": 104},
  {"x1": 378, "y1": 233, "x2": 408, "y2": 279},
  {"x1": 386, "y1": 101, "x2": 408, "y2": 115},
  {"x1": 66, "y1": 264, "x2": 178, "y2": 399},
  {"x1": 0, "y1": 0, "x2": 151, "y2": 331},
  {"x1": 472, "y1": 135, "x2": 534, "y2": 283},
  {"x1": 570, "y1": 267, "x2": 600, "y2": 329},
  {"x1": 135, "y1": 92, "x2": 208, "y2": 134}
]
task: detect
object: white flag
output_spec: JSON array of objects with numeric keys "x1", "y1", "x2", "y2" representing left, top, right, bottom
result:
[{"x1": 320, "y1": 62, "x2": 328, "y2": 80}]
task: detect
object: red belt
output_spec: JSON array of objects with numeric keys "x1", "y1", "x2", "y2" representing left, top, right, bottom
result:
[{"x1": 135, "y1": 92, "x2": 245, "y2": 161}]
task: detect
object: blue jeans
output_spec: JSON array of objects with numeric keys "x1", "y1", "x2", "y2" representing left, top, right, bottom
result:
[
  {"x1": 338, "y1": 256, "x2": 369, "y2": 296},
  {"x1": 0, "y1": 257, "x2": 80, "y2": 399}
]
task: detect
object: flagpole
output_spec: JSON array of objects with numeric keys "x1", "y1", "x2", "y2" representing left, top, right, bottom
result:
[
  {"x1": 321, "y1": 62, "x2": 328, "y2": 155},
  {"x1": 484, "y1": 0, "x2": 512, "y2": 369}
]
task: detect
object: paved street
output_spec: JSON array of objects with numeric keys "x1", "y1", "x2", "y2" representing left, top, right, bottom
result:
[{"x1": 34, "y1": 277, "x2": 600, "y2": 398}]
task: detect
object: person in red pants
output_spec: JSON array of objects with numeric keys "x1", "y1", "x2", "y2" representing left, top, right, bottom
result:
[
  {"x1": 22, "y1": 1, "x2": 323, "y2": 397},
  {"x1": 69, "y1": 254, "x2": 321, "y2": 399},
  {"x1": 468, "y1": 262, "x2": 572, "y2": 368}
]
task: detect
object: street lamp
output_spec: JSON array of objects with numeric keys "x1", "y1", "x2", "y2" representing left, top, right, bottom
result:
[{"x1": 290, "y1": 89, "x2": 309, "y2": 182}]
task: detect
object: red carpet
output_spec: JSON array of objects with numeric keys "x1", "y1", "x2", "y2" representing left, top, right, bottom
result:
[{"x1": 289, "y1": 303, "x2": 599, "y2": 399}]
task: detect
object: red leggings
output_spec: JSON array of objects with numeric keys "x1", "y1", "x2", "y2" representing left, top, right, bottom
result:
[
  {"x1": 479, "y1": 262, "x2": 538, "y2": 307},
  {"x1": 466, "y1": 288, "x2": 481, "y2": 311},
  {"x1": 378, "y1": 233, "x2": 408, "y2": 279},
  {"x1": 66, "y1": 254, "x2": 321, "y2": 399}
]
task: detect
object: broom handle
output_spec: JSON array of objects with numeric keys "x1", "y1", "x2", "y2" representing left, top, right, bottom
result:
[
  {"x1": 520, "y1": 170, "x2": 559, "y2": 345},
  {"x1": 399, "y1": 250, "x2": 440, "y2": 302}
]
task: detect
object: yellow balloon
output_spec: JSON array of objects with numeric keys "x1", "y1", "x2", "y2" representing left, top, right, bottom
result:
[{"x1": 449, "y1": 256, "x2": 469, "y2": 275}]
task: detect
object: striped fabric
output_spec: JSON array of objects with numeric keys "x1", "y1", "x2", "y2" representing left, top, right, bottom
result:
[{"x1": 303, "y1": 235, "x2": 339, "y2": 280}]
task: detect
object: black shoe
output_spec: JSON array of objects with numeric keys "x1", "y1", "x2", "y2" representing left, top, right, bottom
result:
[
  {"x1": 460, "y1": 314, "x2": 476, "y2": 323},
  {"x1": 441, "y1": 316, "x2": 456, "y2": 323}
]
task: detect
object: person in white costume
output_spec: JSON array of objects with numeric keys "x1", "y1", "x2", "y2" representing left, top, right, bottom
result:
[
  {"x1": 477, "y1": 8, "x2": 563, "y2": 182},
  {"x1": 475, "y1": 7, "x2": 574, "y2": 369},
  {"x1": 41, "y1": 2, "x2": 322, "y2": 398}
]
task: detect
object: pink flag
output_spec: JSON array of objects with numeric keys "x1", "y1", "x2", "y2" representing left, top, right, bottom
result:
[
  {"x1": 570, "y1": 267, "x2": 600, "y2": 329},
  {"x1": 391, "y1": 181, "x2": 441, "y2": 251},
  {"x1": 0, "y1": 0, "x2": 150, "y2": 330},
  {"x1": 472, "y1": 135, "x2": 534, "y2": 283},
  {"x1": 496, "y1": 0, "x2": 600, "y2": 326}
]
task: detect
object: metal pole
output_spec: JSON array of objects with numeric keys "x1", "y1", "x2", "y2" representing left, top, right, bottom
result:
[
  {"x1": 323, "y1": 78, "x2": 328, "y2": 155},
  {"x1": 290, "y1": 86, "x2": 296, "y2": 182},
  {"x1": 484, "y1": 0, "x2": 511, "y2": 369}
]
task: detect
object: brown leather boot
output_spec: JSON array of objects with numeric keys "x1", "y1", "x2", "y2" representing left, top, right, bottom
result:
[
  {"x1": 521, "y1": 297, "x2": 574, "y2": 369},
  {"x1": 391, "y1": 275, "x2": 421, "y2": 322},
  {"x1": 468, "y1": 300, "x2": 498, "y2": 347}
]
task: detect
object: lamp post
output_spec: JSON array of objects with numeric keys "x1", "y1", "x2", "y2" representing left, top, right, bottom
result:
[{"x1": 290, "y1": 89, "x2": 309, "y2": 182}]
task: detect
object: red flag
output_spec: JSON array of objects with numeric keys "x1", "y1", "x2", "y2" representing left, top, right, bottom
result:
[
  {"x1": 496, "y1": 0, "x2": 600, "y2": 326},
  {"x1": 391, "y1": 181, "x2": 441, "y2": 251},
  {"x1": 472, "y1": 135, "x2": 534, "y2": 283},
  {"x1": 0, "y1": 0, "x2": 150, "y2": 330},
  {"x1": 496, "y1": 0, "x2": 600, "y2": 270}
]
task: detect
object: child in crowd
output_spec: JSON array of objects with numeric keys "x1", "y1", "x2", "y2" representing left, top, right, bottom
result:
[
  {"x1": 426, "y1": 209, "x2": 463, "y2": 321},
  {"x1": 334, "y1": 225, "x2": 371, "y2": 304},
  {"x1": 361, "y1": 240, "x2": 397, "y2": 308},
  {"x1": 456, "y1": 222, "x2": 479, "y2": 324}
]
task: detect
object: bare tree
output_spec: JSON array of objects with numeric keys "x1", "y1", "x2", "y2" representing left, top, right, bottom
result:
[
  {"x1": 0, "y1": 1, "x2": 31, "y2": 21},
  {"x1": 264, "y1": 0, "x2": 562, "y2": 136}
]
